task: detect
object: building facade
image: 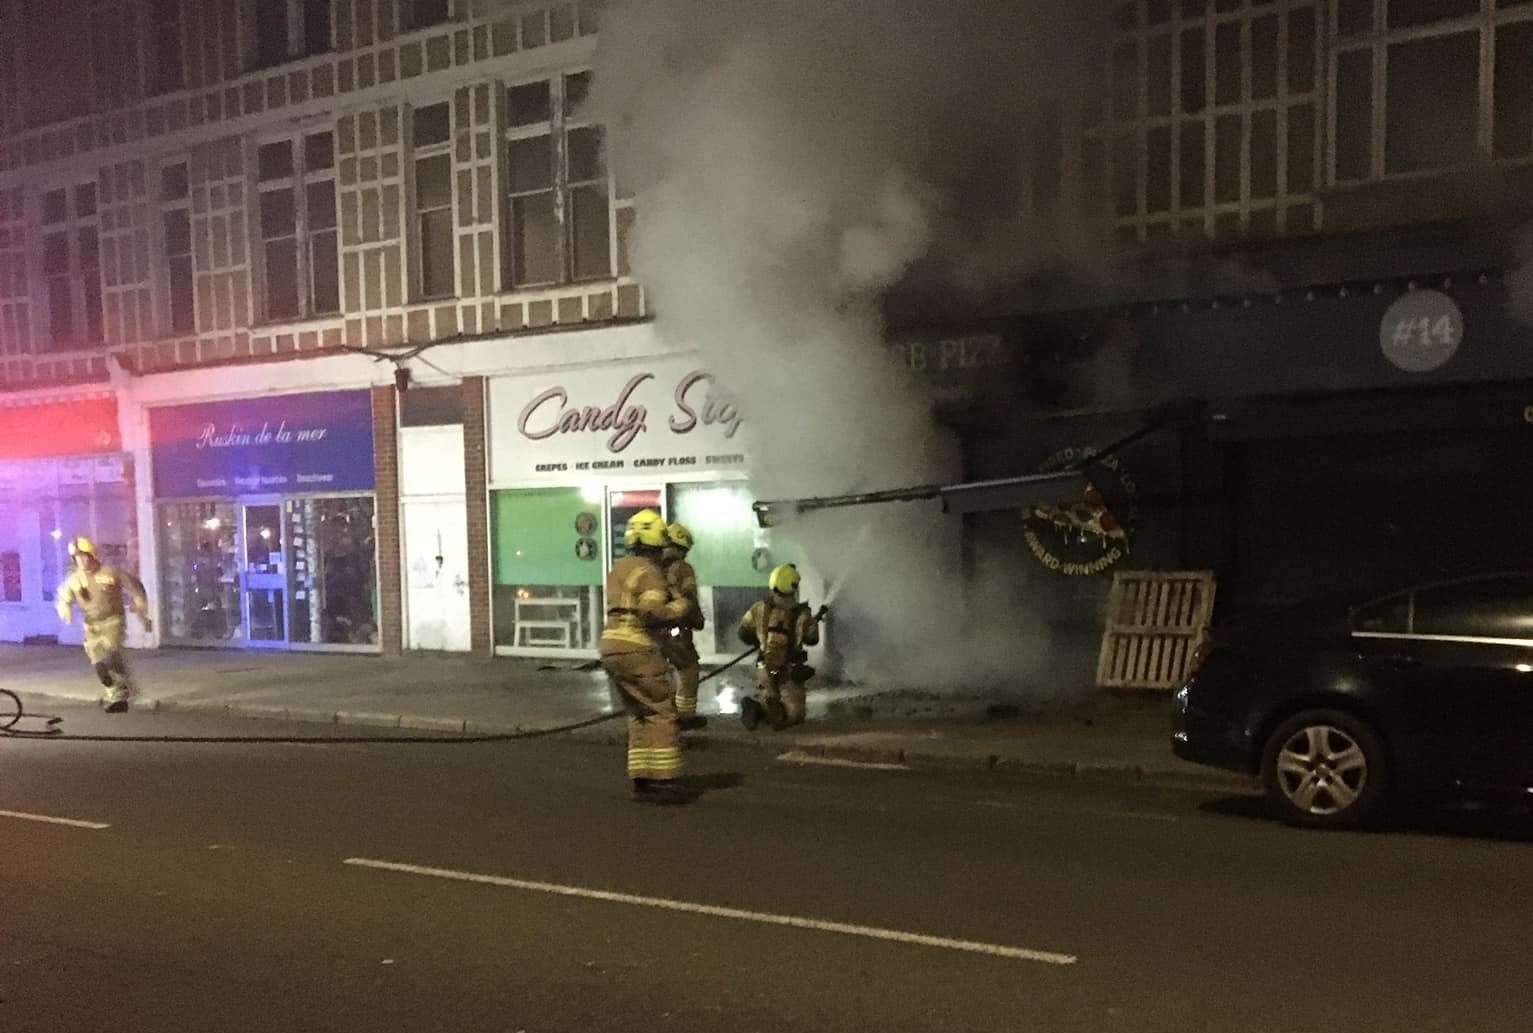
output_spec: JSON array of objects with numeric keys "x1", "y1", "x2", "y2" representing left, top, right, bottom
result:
[
  {"x1": 889, "y1": 0, "x2": 1533, "y2": 676},
  {"x1": 0, "y1": 0, "x2": 698, "y2": 656},
  {"x1": 1, "y1": 0, "x2": 1530, "y2": 672}
]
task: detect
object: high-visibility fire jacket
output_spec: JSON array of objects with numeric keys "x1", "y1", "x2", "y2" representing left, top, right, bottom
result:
[
  {"x1": 601, "y1": 554, "x2": 692, "y2": 651},
  {"x1": 738, "y1": 593, "x2": 819, "y2": 672},
  {"x1": 665, "y1": 558, "x2": 706, "y2": 633},
  {"x1": 56, "y1": 564, "x2": 149, "y2": 627}
]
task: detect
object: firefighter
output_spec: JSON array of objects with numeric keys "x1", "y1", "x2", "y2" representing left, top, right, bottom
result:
[
  {"x1": 661, "y1": 521, "x2": 707, "y2": 731},
  {"x1": 55, "y1": 536, "x2": 153, "y2": 713},
  {"x1": 601, "y1": 509, "x2": 695, "y2": 804},
  {"x1": 738, "y1": 563, "x2": 824, "y2": 731}
]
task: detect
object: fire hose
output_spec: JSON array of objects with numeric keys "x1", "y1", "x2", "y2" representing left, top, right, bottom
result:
[{"x1": 0, "y1": 645, "x2": 762, "y2": 745}]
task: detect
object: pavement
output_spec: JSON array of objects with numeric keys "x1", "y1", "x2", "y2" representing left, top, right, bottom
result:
[{"x1": 0, "y1": 642, "x2": 1254, "y2": 792}]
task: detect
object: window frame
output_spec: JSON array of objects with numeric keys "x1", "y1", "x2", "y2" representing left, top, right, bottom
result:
[
  {"x1": 1327, "y1": 0, "x2": 1533, "y2": 185},
  {"x1": 251, "y1": 0, "x2": 333, "y2": 72},
  {"x1": 38, "y1": 182, "x2": 103, "y2": 352},
  {"x1": 502, "y1": 70, "x2": 626, "y2": 291},
  {"x1": 410, "y1": 100, "x2": 458, "y2": 302},
  {"x1": 405, "y1": 0, "x2": 455, "y2": 32},
  {"x1": 150, "y1": 0, "x2": 187, "y2": 96},
  {"x1": 254, "y1": 130, "x2": 340, "y2": 324},
  {"x1": 159, "y1": 157, "x2": 196, "y2": 336},
  {"x1": 1068, "y1": 0, "x2": 1326, "y2": 243}
]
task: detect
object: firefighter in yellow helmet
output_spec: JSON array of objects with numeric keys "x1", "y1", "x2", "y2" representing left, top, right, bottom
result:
[
  {"x1": 55, "y1": 536, "x2": 152, "y2": 713},
  {"x1": 660, "y1": 521, "x2": 707, "y2": 731},
  {"x1": 601, "y1": 509, "x2": 696, "y2": 803},
  {"x1": 738, "y1": 563, "x2": 824, "y2": 731}
]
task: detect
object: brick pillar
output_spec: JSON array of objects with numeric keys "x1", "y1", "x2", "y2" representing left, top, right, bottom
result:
[
  {"x1": 463, "y1": 376, "x2": 493, "y2": 653},
  {"x1": 372, "y1": 385, "x2": 403, "y2": 655}
]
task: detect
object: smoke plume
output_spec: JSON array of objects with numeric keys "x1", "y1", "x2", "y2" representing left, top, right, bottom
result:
[{"x1": 588, "y1": 0, "x2": 1098, "y2": 689}]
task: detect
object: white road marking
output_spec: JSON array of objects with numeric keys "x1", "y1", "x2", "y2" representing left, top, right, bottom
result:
[
  {"x1": 0, "y1": 808, "x2": 111, "y2": 830},
  {"x1": 343, "y1": 857, "x2": 1077, "y2": 966},
  {"x1": 955, "y1": 798, "x2": 1179, "y2": 823},
  {"x1": 775, "y1": 750, "x2": 911, "y2": 771}
]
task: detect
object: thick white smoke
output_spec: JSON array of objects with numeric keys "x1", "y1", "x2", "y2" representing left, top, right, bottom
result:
[{"x1": 587, "y1": 0, "x2": 1095, "y2": 689}]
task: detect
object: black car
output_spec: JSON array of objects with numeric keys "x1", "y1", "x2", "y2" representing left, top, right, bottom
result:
[{"x1": 1173, "y1": 573, "x2": 1533, "y2": 828}]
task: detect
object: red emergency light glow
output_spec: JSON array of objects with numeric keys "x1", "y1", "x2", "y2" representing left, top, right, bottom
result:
[{"x1": 0, "y1": 396, "x2": 120, "y2": 460}]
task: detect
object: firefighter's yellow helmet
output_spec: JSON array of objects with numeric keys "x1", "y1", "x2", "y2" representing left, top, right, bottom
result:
[
  {"x1": 67, "y1": 536, "x2": 97, "y2": 557},
  {"x1": 665, "y1": 522, "x2": 695, "y2": 551},
  {"x1": 623, "y1": 509, "x2": 668, "y2": 549},
  {"x1": 768, "y1": 563, "x2": 801, "y2": 596}
]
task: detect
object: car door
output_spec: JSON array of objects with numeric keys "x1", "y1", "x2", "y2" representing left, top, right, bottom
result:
[
  {"x1": 1349, "y1": 589, "x2": 1455, "y2": 781},
  {"x1": 1405, "y1": 577, "x2": 1533, "y2": 792}
]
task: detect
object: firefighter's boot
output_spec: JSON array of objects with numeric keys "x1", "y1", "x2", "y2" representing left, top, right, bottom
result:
[
  {"x1": 739, "y1": 697, "x2": 763, "y2": 731},
  {"x1": 764, "y1": 697, "x2": 789, "y2": 731}
]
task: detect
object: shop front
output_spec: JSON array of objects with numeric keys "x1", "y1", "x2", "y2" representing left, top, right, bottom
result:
[
  {"x1": 148, "y1": 389, "x2": 380, "y2": 651},
  {"x1": 486, "y1": 357, "x2": 764, "y2": 659},
  {"x1": 0, "y1": 394, "x2": 134, "y2": 646}
]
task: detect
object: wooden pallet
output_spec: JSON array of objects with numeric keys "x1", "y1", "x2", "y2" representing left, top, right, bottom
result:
[{"x1": 1096, "y1": 570, "x2": 1217, "y2": 691}]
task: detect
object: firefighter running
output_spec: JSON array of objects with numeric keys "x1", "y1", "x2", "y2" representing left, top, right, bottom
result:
[
  {"x1": 600, "y1": 509, "x2": 696, "y2": 804},
  {"x1": 738, "y1": 563, "x2": 825, "y2": 731},
  {"x1": 55, "y1": 536, "x2": 153, "y2": 713},
  {"x1": 660, "y1": 521, "x2": 707, "y2": 731}
]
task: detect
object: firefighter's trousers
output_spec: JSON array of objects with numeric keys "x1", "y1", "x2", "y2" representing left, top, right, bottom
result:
[
  {"x1": 662, "y1": 631, "x2": 701, "y2": 718},
  {"x1": 601, "y1": 641, "x2": 683, "y2": 781},
  {"x1": 83, "y1": 616, "x2": 132, "y2": 704},
  {"x1": 755, "y1": 663, "x2": 807, "y2": 728}
]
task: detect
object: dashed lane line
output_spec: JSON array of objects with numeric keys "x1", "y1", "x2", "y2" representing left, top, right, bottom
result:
[
  {"x1": 342, "y1": 856, "x2": 1077, "y2": 966},
  {"x1": 0, "y1": 808, "x2": 111, "y2": 830}
]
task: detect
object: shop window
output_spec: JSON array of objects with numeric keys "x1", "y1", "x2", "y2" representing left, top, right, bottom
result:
[
  {"x1": 0, "y1": 550, "x2": 20, "y2": 602},
  {"x1": 667, "y1": 482, "x2": 762, "y2": 656},
  {"x1": 287, "y1": 497, "x2": 378, "y2": 646},
  {"x1": 158, "y1": 502, "x2": 241, "y2": 643},
  {"x1": 492, "y1": 487, "x2": 603, "y2": 650},
  {"x1": 38, "y1": 507, "x2": 58, "y2": 601}
]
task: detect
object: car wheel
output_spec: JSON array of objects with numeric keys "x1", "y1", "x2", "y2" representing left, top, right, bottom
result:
[{"x1": 1260, "y1": 708, "x2": 1388, "y2": 830}]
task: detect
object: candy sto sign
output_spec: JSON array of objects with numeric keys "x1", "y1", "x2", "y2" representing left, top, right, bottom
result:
[{"x1": 488, "y1": 359, "x2": 747, "y2": 484}]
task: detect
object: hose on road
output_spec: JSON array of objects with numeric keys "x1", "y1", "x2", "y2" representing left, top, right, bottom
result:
[{"x1": 0, "y1": 646, "x2": 759, "y2": 745}]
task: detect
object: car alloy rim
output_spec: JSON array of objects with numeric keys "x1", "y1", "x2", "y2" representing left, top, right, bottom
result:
[{"x1": 1275, "y1": 724, "x2": 1368, "y2": 815}]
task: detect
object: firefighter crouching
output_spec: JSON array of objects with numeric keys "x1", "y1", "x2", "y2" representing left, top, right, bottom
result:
[
  {"x1": 660, "y1": 521, "x2": 707, "y2": 731},
  {"x1": 738, "y1": 563, "x2": 824, "y2": 731},
  {"x1": 601, "y1": 509, "x2": 696, "y2": 804},
  {"x1": 55, "y1": 536, "x2": 153, "y2": 713}
]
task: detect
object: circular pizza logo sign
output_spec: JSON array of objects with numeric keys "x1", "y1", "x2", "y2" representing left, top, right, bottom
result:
[{"x1": 1023, "y1": 447, "x2": 1139, "y2": 577}]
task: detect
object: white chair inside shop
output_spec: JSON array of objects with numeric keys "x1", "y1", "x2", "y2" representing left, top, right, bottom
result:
[{"x1": 515, "y1": 594, "x2": 581, "y2": 648}]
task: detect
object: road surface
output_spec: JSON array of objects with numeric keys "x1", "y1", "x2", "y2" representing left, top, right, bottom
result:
[{"x1": 2, "y1": 703, "x2": 1529, "y2": 1032}]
